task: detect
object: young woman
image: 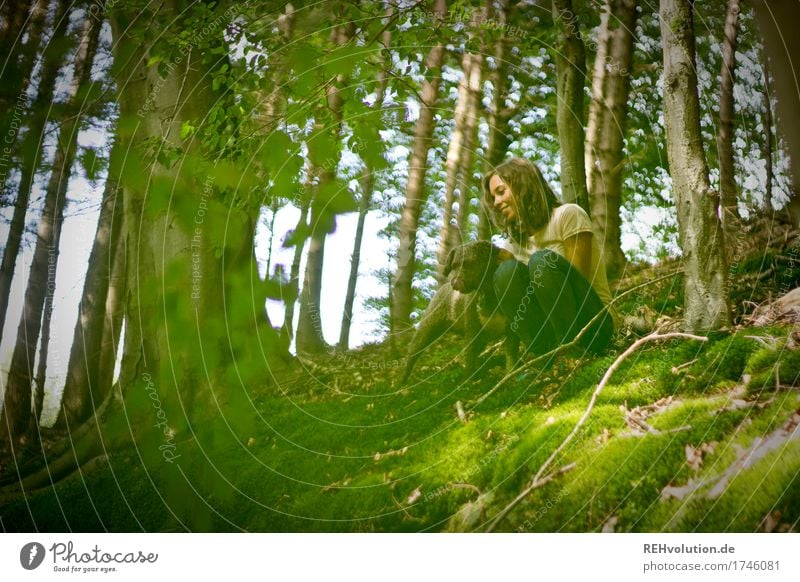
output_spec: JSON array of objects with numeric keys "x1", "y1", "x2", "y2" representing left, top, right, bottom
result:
[{"x1": 482, "y1": 158, "x2": 617, "y2": 355}]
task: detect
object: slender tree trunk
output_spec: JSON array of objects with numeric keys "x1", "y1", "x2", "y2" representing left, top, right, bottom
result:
[
  {"x1": 660, "y1": 0, "x2": 731, "y2": 331},
  {"x1": 258, "y1": 3, "x2": 295, "y2": 130},
  {"x1": 0, "y1": 0, "x2": 33, "y2": 146},
  {"x1": 391, "y1": 0, "x2": 448, "y2": 332},
  {"x1": 1, "y1": 14, "x2": 101, "y2": 449},
  {"x1": 480, "y1": 0, "x2": 513, "y2": 241},
  {"x1": 339, "y1": 13, "x2": 392, "y2": 349},
  {"x1": 436, "y1": 52, "x2": 479, "y2": 279},
  {"x1": 56, "y1": 139, "x2": 124, "y2": 427},
  {"x1": 552, "y1": 0, "x2": 589, "y2": 212},
  {"x1": 750, "y1": 0, "x2": 800, "y2": 227},
  {"x1": 0, "y1": 0, "x2": 70, "y2": 347},
  {"x1": 96, "y1": 220, "x2": 126, "y2": 395},
  {"x1": 762, "y1": 59, "x2": 774, "y2": 213},
  {"x1": 716, "y1": 0, "x2": 741, "y2": 246},
  {"x1": 454, "y1": 53, "x2": 482, "y2": 241},
  {"x1": 339, "y1": 172, "x2": 374, "y2": 350},
  {"x1": 282, "y1": 188, "x2": 310, "y2": 341},
  {"x1": 264, "y1": 199, "x2": 279, "y2": 280},
  {"x1": 296, "y1": 18, "x2": 353, "y2": 354},
  {"x1": 585, "y1": 0, "x2": 636, "y2": 281},
  {"x1": 4, "y1": 0, "x2": 47, "y2": 121},
  {"x1": 296, "y1": 193, "x2": 329, "y2": 353}
]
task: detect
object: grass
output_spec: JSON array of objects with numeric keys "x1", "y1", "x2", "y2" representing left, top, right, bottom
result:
[{"x1": 1, "y1": 322, "x2": 798, "y2": 533}]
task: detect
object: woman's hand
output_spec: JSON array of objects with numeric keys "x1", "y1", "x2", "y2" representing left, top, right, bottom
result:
[{"x1": 563, "y1": 232, "x2": 593, "y2": 280}]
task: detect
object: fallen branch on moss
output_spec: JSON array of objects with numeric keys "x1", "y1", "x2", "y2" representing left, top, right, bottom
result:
[
  {"x1": 468, "y1": 270, "x2": 683, "y2": 411},
  {"x1": 485, "y1": 331, "x2": 708, "y2": 532}
]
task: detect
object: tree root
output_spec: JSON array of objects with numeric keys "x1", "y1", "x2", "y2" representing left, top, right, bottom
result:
[
  {"x1": 0, "y1": 388, "x2": 120, "y2": 494},
  {"x1": 0, "y1": 455, "x2": 110, "y2": 507}
]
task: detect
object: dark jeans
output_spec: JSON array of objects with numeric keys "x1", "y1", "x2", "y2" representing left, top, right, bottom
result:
[{"x1": 493, "y1": 250, "x2": 614, "y2": 356}]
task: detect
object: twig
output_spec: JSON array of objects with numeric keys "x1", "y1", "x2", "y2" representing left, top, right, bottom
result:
[
  {"x1": 455, "y1": 401, "x2": 467, "y2": 423},
  {"x1": 484, "y1": 331, "x2": 707, "y2": 532},
  {"x1": 485, "y1": 462, "x2": 576, "y2": 533},
  {"x1": 468, "y1": 270, "x2": 682, "y2": 410}
]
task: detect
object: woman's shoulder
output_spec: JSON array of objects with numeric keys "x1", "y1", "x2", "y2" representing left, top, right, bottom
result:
[
  {"x1": 549, "y1": 203, "x2": 593, "y2": 235},
  {"x1": 553, "y1": 202, "x2": 589, "y2": 218}
]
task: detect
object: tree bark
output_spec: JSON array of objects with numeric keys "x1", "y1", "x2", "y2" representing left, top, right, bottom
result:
[
  {"x1": 716, "y1": 0, "x2": 741, "y2": 247},
  {"x1": 1, "y1": 14, "x2": 101, "y2": 449},
  {"x1": 552, "y1": 0, "x2": 589, "y2": 212},
  {"x1": 0, "y1": 0, "x2": 71, "y2": 348},
  {"x1": 0, "y1": 0, "x2": 33, "y2": 146},
  {"x1": 750, "y1": 0, "x2": 800, "y2": 227},
  {"x1": 659, "y1": 0, "x2": 731, "y2": 331},
  {"x1": 454, "y1": 53, "x2": 482, "y2": 241},
  {"x1": 96, "y1": 218, "x2": 126, "y2": 395},
  {"x1": 436, "y1": 52, "x2": 482, "y2": 279},
  {"x1": 282, "y1": 186, "x2": 310, "y2": 341},
  {"x1": 56, "y1": 139, "x2": 125, "y2": 427},
  {"x1": 480, "y1": 0, "x2": 513, "y2": 241},
  {"x1": 339, "y1": 12, "x2": 392, "y2": 349},
  {"x1": 761, "y1": 59, "x2": 774, "y2": 213},
  {"x1": 391, "y1": 0, "x2": 448, "y2": 332},
  {"x1": 585, "y1": 0, "x2": 636, "y2": 281},
  {"x1": 296, "y1": 18, "x2": 353, "y2": 354},
  {"x1": 105, "y1": 3, "x2": 294, "y2": 457}
]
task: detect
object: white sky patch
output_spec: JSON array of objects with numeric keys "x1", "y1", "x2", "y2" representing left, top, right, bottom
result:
[{"x1": 257, "y1": 204, "x2": 392, "y2": 352}]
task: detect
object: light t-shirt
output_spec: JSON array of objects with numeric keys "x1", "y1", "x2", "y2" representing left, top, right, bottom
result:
[{"x1": 500, "y1": 203, "x2": 619, "y2": 329}]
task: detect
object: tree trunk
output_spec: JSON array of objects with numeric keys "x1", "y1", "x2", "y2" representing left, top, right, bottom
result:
[
  {"x1": 0, "y1": 0, "x2": 71, "y2": 347},
  {"x1": 282, "y1": 188, "x2": 310, "y2": 341},
  {"x1": 552, "y1": 0, "x2": 589, "y2": 212},
  {"x1": 339, "y1": 172, "x2": 374, "y2": 350},
  {"x1": 454, "y1": 53, "x2": 482, "y2": 241},
  {"x1": 339, "y1": 13, "x2": 392, "y2": 349},
  {"x1": 391, "y1": 0, "x2": 448, "y2": 332},
  {"x1": 1, "y1": 14, "x2": 101, "y2": 450},
  {"x1": 96, "y1": 219, "x2": 126, "y2": 395},
  {"x1": 56, "y1": 139, "x2": 125, "y2": 427},
  {"x1": 108, "y1": 3, "x2": 291, "y2": 454},
  {"x1": 0, "y1": 0, "x2": 33, "y2": 146},
  {"x1": 660, "y1": 0, "x2": 731, "y2": 332},
  {"x1": 480, "y1": 0, "x2": 513, "y2": 241},
  {"x1": 716, "y1": 0, "x2": 741, "y2": 246},
  {"x1": 296, "y1": 18, "x2": 352, "y2": 354},
  {"x1": 585, "y1": 0, "x2": 636, "y2": 281},
  {"x1": 436, "y1": 52, "x2": 481, "y2": 279},
  {"x1": 750, "y1": 0, "x2": 800, "y2": 227},
  {"x1": 3, "y1": 0, "x2": 47, "y2": 124},
  {"x1": 257, "y1": 3, "x2": 295, "y2": 130},
  {"x1": 762, "y1": 59, "x2": 774, "y2": 213}
]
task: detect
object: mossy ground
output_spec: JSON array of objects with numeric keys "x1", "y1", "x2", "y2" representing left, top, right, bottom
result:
[
  {"x1": 2, "y1": 245, "x2": 800, "y2": 532},
  {"x1": 2, "y1": 323, "x2": 798, "y2": 533}
]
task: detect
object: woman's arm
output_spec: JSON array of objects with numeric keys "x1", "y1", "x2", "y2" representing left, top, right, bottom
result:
[{"x1": 563, "y1": 232, "x2": 593, "y2": 280}]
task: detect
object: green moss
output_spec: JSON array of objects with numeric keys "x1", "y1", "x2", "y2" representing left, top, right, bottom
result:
[{"x1": 4, "y1": 320, "x2": 798, "y2": 533}]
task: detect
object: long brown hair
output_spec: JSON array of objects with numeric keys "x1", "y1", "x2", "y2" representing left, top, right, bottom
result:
[{"x1": 481, "y1": 158, "x2": 561, "y2": 243}]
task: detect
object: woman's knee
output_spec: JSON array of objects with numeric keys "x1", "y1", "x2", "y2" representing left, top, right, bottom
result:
[
  {"x1": 527, "y1": 249, "x2": 566, "y2": 284},
  {"x1": 493, "y1": 258, "x2": 527, "y2": 290}
]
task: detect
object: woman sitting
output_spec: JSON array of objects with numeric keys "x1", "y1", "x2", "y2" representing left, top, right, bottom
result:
[{"x1": 482, "y1": 157, "x2": 617, "y2": 356}]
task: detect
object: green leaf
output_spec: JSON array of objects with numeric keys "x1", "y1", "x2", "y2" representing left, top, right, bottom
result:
[{"x1": 180, "y1": 122, "x2": 196, "y2": 139}]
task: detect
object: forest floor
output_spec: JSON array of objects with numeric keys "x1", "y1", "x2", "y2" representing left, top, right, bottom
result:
[{"x1": 2, "y1": 219, "x2": 800, "y2": 532}]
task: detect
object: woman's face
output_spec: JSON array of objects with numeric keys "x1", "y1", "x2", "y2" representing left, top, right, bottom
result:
[{"x1": 488, "y1": 174, "x2": 517, "y2": 222}]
